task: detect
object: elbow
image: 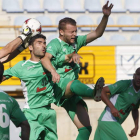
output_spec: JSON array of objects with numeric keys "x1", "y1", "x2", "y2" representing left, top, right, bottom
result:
[
  {"x1": 97, "y1": 32, "x2": 103, "y2": 38},
  {"x1": 21, "y1": 120, "x2": 30, "y2": 130}
]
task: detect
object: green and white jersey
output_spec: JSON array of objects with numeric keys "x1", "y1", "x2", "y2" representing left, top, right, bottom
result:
[
  {"x1": 99, "y1": 80, "x2": 140, "y2": 124},
  {"x1": 47, "y1": 35, "x2": 87, "y2": 79},
  {"x1": 0, "y1": 90, "x2": 26, "y2": 140},
  {"x1": 4, "y1": 60, "x2": 55, "y2": 109}
]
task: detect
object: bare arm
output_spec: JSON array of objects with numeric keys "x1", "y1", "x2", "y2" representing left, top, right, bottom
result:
[
  {"x1": 129, "y1": 109, "x2": 139, "y2": 137},
  {"x1": 0, "y1": 45, "x2": 24, "y2": 63},
  {"x1": 101, "y1": 86, "x2": 121, "y2": 118},
  {"x1": 20, "y1": 120, "x2": 30, "y2": 140},
  {"x1": 41, "y1": 53, "x2": 60, "y2": 83},
  {"x1": 0, "y1": 38, "x2": 22, "y2": 59},
  {"x1": 86, "y1": 1, "x2": 113, "y2": 44}
]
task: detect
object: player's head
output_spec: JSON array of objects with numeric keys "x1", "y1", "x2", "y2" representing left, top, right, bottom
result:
[
  {"x1": 29, "y1": 34, "x2": 46, "y2": 59},
  {"x1": 58, "y1": 17, "x2": 77, "y2": 44},
  {"x1": 0, "y1": 62, "x2": 4, "y2": 83},
  {"x1": 133, "y1": 67, "x2": 140, "y2": 89}
]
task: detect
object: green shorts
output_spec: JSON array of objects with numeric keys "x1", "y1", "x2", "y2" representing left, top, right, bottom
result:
[
  {"x1": 53, "y1": 78, "x2": 88, "y2": 121},
  {"x1": 23, "y1": 106, "x2": 57, "y2": 140},
  {"x1": 94, "y1": 121, "x2": 128, "y2": 140}
]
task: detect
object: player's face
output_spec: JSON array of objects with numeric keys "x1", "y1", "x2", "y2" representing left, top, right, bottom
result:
[
  {"x1": 32, "y1": 38, "x2": 46, "y2": 58},
  {"x1": 133, "y1": 69, "x2": 140, "y2": 88},
  {"x1": 60, "y1": 24, "x2": 77, "y2": 44}
]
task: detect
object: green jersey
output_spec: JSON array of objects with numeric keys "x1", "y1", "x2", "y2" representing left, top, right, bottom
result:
[
  {"x1": 0, "y1": 90, "x2": 26, "y2": 140},
  {"x1": 47, "y1": 35, "x2": 87, "y2": 79},
  {"x1": 99, "y1": 80, "x2": 140, "y2": 124},
  {"x1": 4, "y1": 60, "x2": 55, "y2": 109}
]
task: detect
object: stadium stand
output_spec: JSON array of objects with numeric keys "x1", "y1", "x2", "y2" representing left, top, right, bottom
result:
[
  {"x1": 44, "y1": 0, "x2": 65, "y2": 13},
  {"x1": 2, "y1": 0, "x2": 23, "y2": 13},
  {"x1": 130, "y1": 34, "x2": 140, "y2": 41},
  {"x1": 84, "y1": 0, "x2": 102, "y2": 13},
  {"x1": 117, "y1": 15, "x2": 139, "y2": 31},
  {"x1": 36, "y1": 16, "x2": 57, "y2": 32},
  {"x1": 97, "y1": 16, "x2": 119, "y2": 31},
  {"x1": 47, "y1": 34, "x2": 59, "y2": 43},
  {"x1": 14, "y1": 16, "x2": 28, "y2": 31},
  {"x1": 55, "y1": 15, "x2": 68, "y2": 25},
  {"x1": 76, "y1": 15, "x2": 94, "y2": 31},
  {"x1": 1, "y1": 1, "x2": 140, "y2": 140},
  {"x1": 105, "y1": 0, "x2": 126, "y2": 13},
  {"x1": 23, "y1": 0, "x2": 44, "y2": 13},
  {"x1": 110, "y1": 34, "x2": 126, "y2": 41},
  {"x1": 64, "y1": 0, "x2": 85, "y2": 13},
  {"x1": 125, "y1": 0, "x2": 140, "y2": 13}
]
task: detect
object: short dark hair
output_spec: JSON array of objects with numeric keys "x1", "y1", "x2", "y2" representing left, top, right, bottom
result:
[
  {"x1": 58, "y1": 17, "x2": 76, "y2": 30},
  {"x1": 0, "y1": 62, "x2": 4, "y2": 83},
  {"x1": 29, "y1": 34, "x2": 46, "y2": 46}
]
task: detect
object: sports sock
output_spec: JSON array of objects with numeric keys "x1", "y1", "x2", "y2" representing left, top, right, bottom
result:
[
  {"x1": 70, "y1": 80, "x2": 94, "y2": 97},
  {"x1": 76, "y1": 126, "x2": 92, "y2": 140}
]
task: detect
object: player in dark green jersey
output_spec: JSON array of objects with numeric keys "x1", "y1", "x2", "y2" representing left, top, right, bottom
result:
[
  {"x1": 3, "y1": 34, "x2": 57, "y2": 140},
  {"x1": 94, "y1": 68, "x2": 140, "y2": 140},
  {"x1": 0, "y1": 62, "x2": 30, "y2": 140},
  {"x1": 41, "y1": 1, "x2": 113, "y2": 140}
]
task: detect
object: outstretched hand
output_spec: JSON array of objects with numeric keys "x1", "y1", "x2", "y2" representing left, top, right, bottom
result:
[
  {"x1": 102, "y1": 1, "x2": 113, "y2": 17},
  {"x1": 69, "y1": 53, "x2": 83, "y2": 64}
]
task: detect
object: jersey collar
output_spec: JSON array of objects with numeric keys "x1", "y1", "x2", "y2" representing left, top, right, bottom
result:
[{"x1": 57, "y1": 37, "x2": 70, "y2": 46}]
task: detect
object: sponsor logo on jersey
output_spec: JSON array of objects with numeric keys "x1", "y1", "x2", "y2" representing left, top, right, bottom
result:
[
  {"x1": 47, "y1": 46, "x2": 52, "y2": 51},
  {"x1": 0, "y1": 100, "x2": 10, "y2": 103},
  {"x1": 27, "y1": 65, "x2": 35, "y2": 70},
  {"x1": 36, "y1": 87, "x2": 46, "y2": 92},
  {"x1": 63, "y1": 48, "x2": 66, "y2": 52},
  {"x1": 128, "y1": 92, "x2": 133, "y2": 96},
  {"x1": 65, "y1": 68, "x2": 72, "y2": 73}
]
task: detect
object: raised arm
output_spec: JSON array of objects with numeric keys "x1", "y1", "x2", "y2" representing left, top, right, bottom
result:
[
  {"x1": 86, "y1": 1, "x2": 113, "y2": 44},
  {"x1": 101, "y1": 86, "x2": 121, "y2": 118},
  {"x1": 0, "y1": 26, "x2": 32, "y2": 61},
  {"x1": 129, "y1": 108, "x2": 139, "y2": 137},
  {"x1": 0, "y1": 38, "x2": 22, "y2": 59}
]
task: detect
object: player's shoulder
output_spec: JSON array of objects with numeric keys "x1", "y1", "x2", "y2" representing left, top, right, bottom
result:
[
  {"x1": 117, "y1": 79, "x2": 132, "y2": 86},
  {"x1": 48, "y1": 38, "x2": 60, "y2": 46},
  {"x1": 15, "y1": 60, "x2": 26, "y2": 66},
  {"x1": 0, "y1": 90, "x2": 16, "y2": 104}
]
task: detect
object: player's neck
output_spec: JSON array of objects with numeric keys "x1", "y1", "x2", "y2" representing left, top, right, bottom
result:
[
  {"x1": 59, "y1": 36, "x2": 70, "y2": 45},
  {"x1": 133, "y1": 80, "x2": 140, "y2": 91},
  {"x1": 30, "y1": 56, "x2": 40, "y2": 62}
]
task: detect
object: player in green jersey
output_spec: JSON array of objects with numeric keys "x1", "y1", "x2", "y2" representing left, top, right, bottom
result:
[
  {"x1": 41, "y1": 1, "x2": 113, "y2": 140},
  {"x1": 3, "y1": 34, "x2": 57, "y2": 140},
  {"x1": 0, "y1": 62, "x2": 30, "y2": 140},
  {"x1": 94, "y1": 68, "x2": 140, "y2": 140}
]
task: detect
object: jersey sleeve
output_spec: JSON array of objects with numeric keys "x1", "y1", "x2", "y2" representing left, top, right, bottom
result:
[
  {"x1": 46, "y1": 40, "x2": 59, "y2": 57},
  {"x1": 10, "y1": 97, "x2": 27, "y2": 127},
  {"x1": 108, "y1": 80, "x2": 131, "y2": 96},
  {"x1": 76, "y1": 35, "x2": 87, "y2": 51},
  {"x1": 3, "y1": 61, "x2": 22, "y2": 79}
]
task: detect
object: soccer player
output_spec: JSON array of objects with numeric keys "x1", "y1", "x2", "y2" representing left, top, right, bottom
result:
[
  {"x1": 3, "y1": 34, "x2": 58, "y2": 140},
  {"x1": 0, "y1": 62, "x2": 30, "y2": 140},
  {"x1": 94, "y1": 68, "x2": 140, "y2": 140},
  {"x1": 41, "y1": 1, "x2": 113, "y2": 140}
]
